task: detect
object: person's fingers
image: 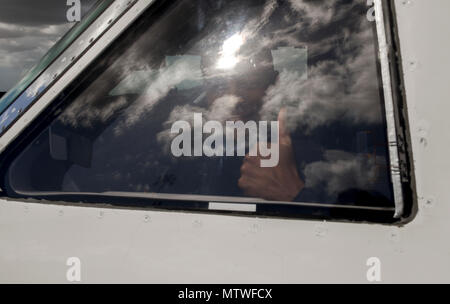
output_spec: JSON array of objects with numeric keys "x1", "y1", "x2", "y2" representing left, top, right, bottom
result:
[
  {"x1": 277, "y1": 107, "x2": 289, "y2": 138},
  {"x1": 238, "y1": 175, "x2": 259, "y2": 192},
  {"x1": 241, "y1": 162, "x2": 268, "y2": 180},
  {"x1": 244, "y1": 153, "x2": 261, "y2": 165},
  {"x1": 240, "y1": 183, "x2": 265, "y2": 198}
]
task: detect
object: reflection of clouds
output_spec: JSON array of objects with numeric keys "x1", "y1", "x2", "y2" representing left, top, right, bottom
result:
[
  {"x1": 115, "y1": 58, "x2": 203, "y2": 134},
  {"x1": 288, "y1": 0, "x2": 336, "y2": 27},
  {"x1": 157, "y1": 94, "x2": 241, "y2": 154},
  {"x1": 271, "y1": 47, "x2": 308, "y2": 75},
  {"x1": 304, "y1": 150, "x2": 379, "y2": 196},
  {"x1": 208, "y1": 95, "x2": 242, "y2": 122},
  {"x1": 241, "y1": 0, "x2": 278, "y2": 38},
  {"x1": 60, "y1": 96, "x2": 128, "y2": 128},
  {"x1": 59, "y1": 56, "x2": 202, "y2": 131},
  {"x1": 60, "y1": 0, "x2": 381, "y2": 139},
  {"x1": 0, "y1": 0, "x2": 97, "y2": 91},
  {"x1": 57, "y1": 57, "x2": 138, "y2": 128},
  {"x1": 26, "y1": 73, "x2": 51, "y2": 98},
  {"x1": 205, "y1": 0, "x2": 383, "y2": 136},
  {"x1": 156, "y1": 104, "x2": 203, "y2": 155},
  {"x1": 109, "y1": 69, "x2": 157, "y2": 96},
  {"x1": 0, "y1": 22, "x2": 71, "y2": 91},
  {"x1": 237, "y1": 0, "x2": 357, "y2": 58},
  {"x1": 261, "y1": 28, "x2": 381, "y2": 133}
]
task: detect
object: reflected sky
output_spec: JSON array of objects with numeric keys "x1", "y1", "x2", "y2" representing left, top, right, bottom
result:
[
  {"x1": 57, "y1": 0, "x2": 383, "y2": 134},
  {"x1": 7, "y1": 0, "x2": 394, "y2": 207},
  {"x1": 0, "y1": 0, "x2": 131, "y2": 134}
]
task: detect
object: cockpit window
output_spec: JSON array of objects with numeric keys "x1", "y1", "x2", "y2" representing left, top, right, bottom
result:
[{"x1": 4, "y1": 0, "x2": 402, "y2": 222}]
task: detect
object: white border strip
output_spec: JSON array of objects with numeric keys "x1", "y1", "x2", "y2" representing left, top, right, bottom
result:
[
  {"x1": 209, "y1": 202, "x2": 257, "y2": 212},
  {"x1": 16, "y1": 191, "x2": 396, "y2": 212},
  {"x1": 374, "y1": 0, "x2": 404, "y2": 218}
]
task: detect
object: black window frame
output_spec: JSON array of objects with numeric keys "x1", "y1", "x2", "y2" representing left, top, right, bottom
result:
[{"x1": 0, "y1": 0, "x2": 417, "y2": 225}]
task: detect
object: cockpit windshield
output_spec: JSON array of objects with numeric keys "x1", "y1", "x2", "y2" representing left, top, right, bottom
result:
[{"x1": 5, "y1": 0, "x2": 399, "y2": 221}]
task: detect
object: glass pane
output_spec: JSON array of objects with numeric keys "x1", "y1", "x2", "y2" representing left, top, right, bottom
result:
[{"x1": 6, "y1": 0, "x2": 395, "y2": 216}]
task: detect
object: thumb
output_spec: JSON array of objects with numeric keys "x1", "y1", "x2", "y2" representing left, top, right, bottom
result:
[
  {"x1": 277, "y1": 107, "x2": 289, "y2": 138},
  {"x1": 277, "y1": 107, "x2": 295, "y2": 165}
]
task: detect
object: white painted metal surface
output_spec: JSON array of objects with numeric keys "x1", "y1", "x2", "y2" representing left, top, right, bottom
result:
[{"x1": 1, "y1": 0, "x2": 450, "y2": 283}]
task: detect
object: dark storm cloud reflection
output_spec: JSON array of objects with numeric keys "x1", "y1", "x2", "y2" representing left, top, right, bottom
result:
[
  {"x1": 0, "y1": 0, "x2": 98, "y2": 91},
  {"x1": 0, "y1": 0, "x2": 98, "y2": 26}
]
